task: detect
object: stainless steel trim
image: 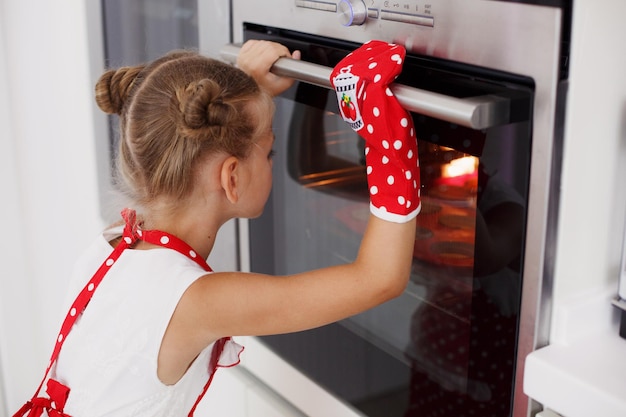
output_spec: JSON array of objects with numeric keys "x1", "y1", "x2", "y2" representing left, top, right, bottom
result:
[
  {"x1": 295, "y1": 0, "x2": 337, "y2": 12},
  {"x1": 618, "y1": 212, "x2": 626, "y2": 301},
  {"x1": 220, "y1": 43, "x2": 518, "y2": 130}
]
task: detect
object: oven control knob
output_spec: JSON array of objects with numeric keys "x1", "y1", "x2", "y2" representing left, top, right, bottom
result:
[{"x1": 338, "y1": 0, "x2": 367, "y2": 26}]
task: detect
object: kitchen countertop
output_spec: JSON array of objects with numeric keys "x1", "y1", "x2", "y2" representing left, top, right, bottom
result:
[{"x1": 524, "y1": 289, "x2": 626, "y2": 417}]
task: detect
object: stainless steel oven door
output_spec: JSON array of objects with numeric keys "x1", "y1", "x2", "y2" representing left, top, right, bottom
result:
[{"x1": 226, "y1": 1, "x2": 567, "y2": 416}]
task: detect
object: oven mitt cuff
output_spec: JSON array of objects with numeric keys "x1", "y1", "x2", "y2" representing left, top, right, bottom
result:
[{"x1": 330, "y1": 40, "x2": 421, "y2": 223}]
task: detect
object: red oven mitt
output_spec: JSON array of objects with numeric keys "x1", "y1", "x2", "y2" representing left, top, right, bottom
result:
[{"x1": 330, "y1": 40, "x2": 421, "y2": 223}]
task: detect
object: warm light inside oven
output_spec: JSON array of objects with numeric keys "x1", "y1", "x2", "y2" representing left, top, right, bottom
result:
[{"x1": 442, "y1": 156, "x2": 478, "y2": 178}]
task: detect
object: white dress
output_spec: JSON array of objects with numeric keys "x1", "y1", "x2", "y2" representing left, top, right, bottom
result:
[{"x1": 52, "y1": 225, "x2": 243, "y2": 417}]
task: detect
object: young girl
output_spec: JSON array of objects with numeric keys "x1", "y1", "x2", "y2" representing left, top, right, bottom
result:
[{"x1": 16, "y1": 40, "x2": 420, "y2": 416}]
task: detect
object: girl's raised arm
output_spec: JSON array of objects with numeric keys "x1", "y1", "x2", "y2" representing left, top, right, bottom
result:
[{"x1": 181, "y1": 40, "x2": 420, "y2": 345}]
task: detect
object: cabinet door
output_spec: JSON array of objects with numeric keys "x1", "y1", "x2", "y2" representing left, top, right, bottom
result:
[
  {"x1": 200, "y1": 367, "x2": 306, "y2": 417},
  {"x1": 198, "y1": 368, "x2": 248, "y2": 416},
  {"x1": 246, "y1": 375, "x2": 307, "y2": 417}
]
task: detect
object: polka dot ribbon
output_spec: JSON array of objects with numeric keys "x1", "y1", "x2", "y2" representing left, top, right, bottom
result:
[
  {"x1": 14, "y1": 208, "x2": 226, "y2": 417},
  {"x1": 331, "y1": 40, "x2": 421, "y2": 223}
]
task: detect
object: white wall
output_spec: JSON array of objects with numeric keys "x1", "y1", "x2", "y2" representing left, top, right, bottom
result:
[{"x1": 0, "y1": 0, "x2": 105, "y2": 413}]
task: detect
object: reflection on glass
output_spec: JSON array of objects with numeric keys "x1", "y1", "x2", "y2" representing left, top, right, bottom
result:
[
  {"x1": 102, "y1": 0, "x2": 199, "y2": 191},
  {"x1": 102, "y1": 0, "x2": 198, "y2": 67}
]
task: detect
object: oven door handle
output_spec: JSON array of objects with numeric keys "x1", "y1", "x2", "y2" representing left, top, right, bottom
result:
[{"x1": 220, "y1": 43, "x2": 527, "y2": 130}]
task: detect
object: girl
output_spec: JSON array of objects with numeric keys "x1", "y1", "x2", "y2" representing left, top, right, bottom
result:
[{"x1": 16, "y1": 40, "x2": 420, "y2": 416}]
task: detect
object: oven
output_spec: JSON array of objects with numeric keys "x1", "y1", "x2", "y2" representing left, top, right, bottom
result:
[{"x1": 221, "y1": 1, "x2": 570, "y2": 416}]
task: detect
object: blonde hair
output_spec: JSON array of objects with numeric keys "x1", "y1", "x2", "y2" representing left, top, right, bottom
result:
[{"x1": 95, "y1": 50, "x2": 273, "y2": 208}]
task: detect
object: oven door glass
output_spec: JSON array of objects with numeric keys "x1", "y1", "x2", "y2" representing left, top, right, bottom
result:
[{"x1": 247, "y1": 25, "x2": 532, "y2": 417}]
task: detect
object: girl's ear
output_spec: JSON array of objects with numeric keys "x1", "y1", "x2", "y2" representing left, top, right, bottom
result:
[{"x1": 220, "y1": 156, "x2": 240, "y2": 204}]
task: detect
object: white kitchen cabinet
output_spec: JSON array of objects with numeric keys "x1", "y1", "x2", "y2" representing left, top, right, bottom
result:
[
  {"x1": 199, "y1": 365, "x2": 306, "y2": 417},
  {"x1": 198, "y1": 368, "x2": 248, "y2": 416},
  {"x1": 246, "y1": 373, "x2": 307, "y2": 417},
  {"x1": 523, "y1": 1, "x2": 626, "y2": 416}
]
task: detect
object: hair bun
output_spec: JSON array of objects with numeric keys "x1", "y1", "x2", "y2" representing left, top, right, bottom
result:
[
  {"x1": 95, "y1": 65, "x2": 144, "y2": 115},
  {"x1": 179, "y1": 78, "x2": 236, "y2": 130}
]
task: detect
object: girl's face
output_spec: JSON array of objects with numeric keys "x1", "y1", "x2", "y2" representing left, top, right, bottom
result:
[{"x1": 241, "y1": 126, "x2": 275, "y2": 218}]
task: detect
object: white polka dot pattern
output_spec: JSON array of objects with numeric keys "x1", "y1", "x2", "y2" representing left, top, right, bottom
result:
[{"x1": 331, "y1": 40, "x2": 421, "y2": 223}]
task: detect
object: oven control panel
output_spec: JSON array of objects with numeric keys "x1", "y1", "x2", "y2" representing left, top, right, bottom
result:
[{"x1": 295, "y1": 0, "x2": 435, "y2": 28}]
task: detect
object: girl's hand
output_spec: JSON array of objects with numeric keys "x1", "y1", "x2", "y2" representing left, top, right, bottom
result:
[{"x1": 237, "y1": 40, "x2": 301, "y2": 96}]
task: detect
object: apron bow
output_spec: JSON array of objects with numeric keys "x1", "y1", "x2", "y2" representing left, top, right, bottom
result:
[
  {"x1": 13, "y1": 379, "x2": 71, "y2": 417},
  {"x1": 121, "y1": 208, "x2": 142, "y2": 244}
]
